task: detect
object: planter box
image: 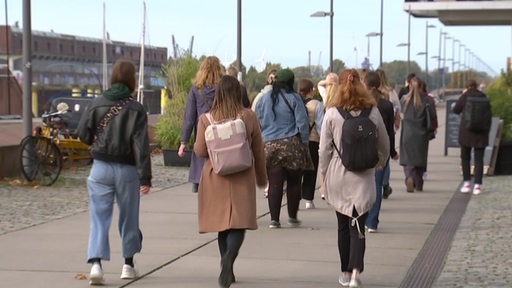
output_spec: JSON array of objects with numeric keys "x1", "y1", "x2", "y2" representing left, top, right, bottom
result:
[
  {"x1": 163, "y1": 149, "x2": 192, "y2": 167},
  {"x1": 494, "y1": 139, "x2": 512, "y2": 175}
]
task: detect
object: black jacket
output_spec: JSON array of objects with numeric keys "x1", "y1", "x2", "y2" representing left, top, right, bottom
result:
[
  {"x1": 77, "y1": 96, "x2": 152, "y2": 186},
  {"x1": 452, "y1": 88, "x2": 490, "y2": 148}
]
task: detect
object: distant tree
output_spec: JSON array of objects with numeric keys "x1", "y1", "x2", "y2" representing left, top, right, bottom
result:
[
  {"x1": 292, "y1": 66, "x2": 313, "y2": 82},
  {"x1": 380, "y1": 60, "x2": 422, "y2": 89},
  {"x1": 331, "y1": 59, "x2": 346, "y2": 75}
]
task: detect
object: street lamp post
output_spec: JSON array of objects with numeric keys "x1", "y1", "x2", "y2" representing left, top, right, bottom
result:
[
  {"x1": 442, "y1": 32, "x2": 450, "y2": 98},
  {"x1": 311, "y1": 0, "x2": 334, "y2": 72},
  {"x1": 425, "y1": 22, "x2": 436, "y2": 89},
  {"x1": 366, "y1": 32, "x2": 381, "y2": 68}
]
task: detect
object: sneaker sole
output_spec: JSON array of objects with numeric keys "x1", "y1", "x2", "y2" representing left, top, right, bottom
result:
[
  {"x1": 89, "y1": 277, "x2": 104, "y2": 285},
  {"x1": 406, "y1": 178, "x2": 414, "y2": 193}
]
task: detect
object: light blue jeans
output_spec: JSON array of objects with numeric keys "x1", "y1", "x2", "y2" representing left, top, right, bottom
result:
[{"x1": 87, "y1": 160, "x2": 142, "y2": 262}]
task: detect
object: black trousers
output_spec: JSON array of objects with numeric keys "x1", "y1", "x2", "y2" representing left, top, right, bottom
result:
[
  {"x1": 267, "y1": 166, "x2": 302, "y2": 222},
  {"x1": 461, "y1": 146, "x2": 485, "y2": 184},
  {"x1": 336, "y1": 209, "x2": 367, "y2": 273},
  {"x1": 302, "y1": 141, "x2": 319, "y2": 201}
]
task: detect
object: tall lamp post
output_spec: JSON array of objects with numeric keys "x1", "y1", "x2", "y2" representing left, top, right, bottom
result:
[
  {"x1": 311, "y1": 0, "x2": 334, "y2": 72},
  {"x1": 425, "y1": 22, "x2": 436, "y2": 89},
  {"x1": 366, "y1": 32, "x2": 381, "y2": 68}
]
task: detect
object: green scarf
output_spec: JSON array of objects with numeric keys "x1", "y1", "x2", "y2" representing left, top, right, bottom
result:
[{"x1": 103, "y1": 83, "x2": 131, "y2": 101}]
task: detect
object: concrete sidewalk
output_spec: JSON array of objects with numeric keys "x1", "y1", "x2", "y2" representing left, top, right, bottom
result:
[{"x1": 0, "y1": 105, "x2": 495, "y2": 288}]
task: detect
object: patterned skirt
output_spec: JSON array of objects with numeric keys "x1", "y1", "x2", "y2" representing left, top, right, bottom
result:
[{"x1": 264, "y1": 135, "x2": 314, "y2": 170}]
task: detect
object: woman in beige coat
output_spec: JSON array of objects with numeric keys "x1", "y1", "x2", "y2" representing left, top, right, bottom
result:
[
  {"x1": 194, "y1": 75, "x2": 267, "y2": 288},
  {"x1": 319, "y1": 69, "x2": 389, "y2": 288}
]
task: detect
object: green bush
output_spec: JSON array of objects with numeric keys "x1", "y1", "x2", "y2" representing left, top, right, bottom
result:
[
  {"x1": 486, "y1": 71, "x2": 512, "y2": 140},
  {"x1": 155, "y1": 53, "x2": 199, "y2": 149}
]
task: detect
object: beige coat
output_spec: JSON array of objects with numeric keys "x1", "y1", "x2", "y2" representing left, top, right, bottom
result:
[
  {"x1": 194, "y1": 109, "x2": 267, "y2": 233},
  {"x1": 318, "y1": 106, "x2": 389, "y2": 217}
]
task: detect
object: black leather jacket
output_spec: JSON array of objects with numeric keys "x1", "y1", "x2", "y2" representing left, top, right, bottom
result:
[{"x1": 77, "y1": 96, "x2": 152, "y2": 186}]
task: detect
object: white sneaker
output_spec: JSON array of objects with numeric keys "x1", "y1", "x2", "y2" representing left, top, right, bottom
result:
[
  {"x1": 89, "y1": 263, "x2": 104, "y2": 285},
  {"x1": 473, "y1": 184, "x2": 481, "y2": 195},
  {"x1": 120, "y1": 264, "x2": 137, "y2": 279},
  {"x1": 460, "y1": 181, "x2": 471, "y2": 193},
  {"x1": 305, "y1": 200, "x2": 315, "y2": 209},
  {"x1": 349, "y1": 277, "x2": 362, "y2": 288},
  {"x1": 339, "y1": 273, "x2": 350, "y2": 286}
]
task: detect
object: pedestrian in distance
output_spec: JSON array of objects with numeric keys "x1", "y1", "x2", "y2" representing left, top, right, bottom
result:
[
  {"x1": 398, "y1": 72, "x2": 416, "y2": 101},
  {"x1": 452, "y1": 79, "x2": 492, "y2": 195},
  {"x1": 317, "y1": 72, "x2": 339, "y2": 107},
  {"x1": 319, "y1": 69, "x2": 389, "y2": 287},
  {"x1": 251, "y1": 68, "x2": 277, "y2": 112},
  {"x1": 178, "y1": 56, "x2": 223, "y2": 193},
  {"x1": 255, "y1": 68, "x2": 313, "y2": 229},
  {"x1": 226, "y1": 65, "x2": 251, "y2": 108},
  {"x1": 297, "y1": 78, "x2": 324, "y2": 209},
  {"x1": 193, "y1": 75, "x2": 267, "y2": 288},
  {"x1": 363, "y1": 71, "x2": 398, "y2": 233},
  {"x1": 77, "y1": 59, "x2": 152, "y2": 285},
  {"x1": 399, "y1": 76, "x2": 435, "y2": 192},
  {"x1": 376, "y1": 69, "x2": 400, "y2": 199}
]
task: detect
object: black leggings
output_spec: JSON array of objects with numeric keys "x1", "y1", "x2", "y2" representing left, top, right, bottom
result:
[
  {"x1": 302, "y1": 141, "x2": 319, "y2": 201},
  {"x1": 267, "y1": 166, "x2": 303, "y2": 222},
  {"x1": 218, "y1": 229, "x2": 245, "y2": 260}
]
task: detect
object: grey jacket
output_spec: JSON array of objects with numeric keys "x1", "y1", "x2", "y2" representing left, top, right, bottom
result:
[{"x1": 319, "y1": 106, "x2": 389, "y2": 217}]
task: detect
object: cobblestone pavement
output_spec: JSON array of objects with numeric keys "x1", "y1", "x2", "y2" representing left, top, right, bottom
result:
[
  {"x1": 0, "y1": 153, "x2": 189, "y2": 235},
  {"x1": 433, "y1": 175, "x2": 512, "y2": 288}
]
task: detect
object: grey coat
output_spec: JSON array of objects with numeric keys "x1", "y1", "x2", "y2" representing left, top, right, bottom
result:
[
  {"x1": 452, "y1": 88, "x2": 490, "y2": 148},
  {"x1": 180, "y1": 85, "x2": 216, "y2": 183},
  {"x1": 319, "y1": 106, "x2": 389, "y2": 217},
  {"x1": 399, "y1": 95, "x2": 431, "y2": 168}
]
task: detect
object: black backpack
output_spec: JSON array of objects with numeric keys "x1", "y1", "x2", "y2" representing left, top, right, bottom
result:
[
  {"x1": 332, "y1": 107, "x2": 379, "y2": 172},
  {"x1": 463, "y1": 96, "x2": 492, "y2": 132}
]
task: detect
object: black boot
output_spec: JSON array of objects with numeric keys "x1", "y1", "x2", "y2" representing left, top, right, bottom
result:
[{"x1": 383, "y1": 184, "x2": 392, "y2": 199}]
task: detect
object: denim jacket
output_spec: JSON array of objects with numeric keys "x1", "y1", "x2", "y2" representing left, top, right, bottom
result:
[{"x1": 255, "y1": 89, "x2": 310, "y2": 145}]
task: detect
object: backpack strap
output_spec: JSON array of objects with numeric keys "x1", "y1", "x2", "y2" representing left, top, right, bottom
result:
[{"x1": 336, "y1": 106, "x2": 351, "y2": 119}]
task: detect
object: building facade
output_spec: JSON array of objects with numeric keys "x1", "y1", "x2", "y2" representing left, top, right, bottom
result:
[{"x1": 0, "y1": 25, "x2": 167, "y2": 89}]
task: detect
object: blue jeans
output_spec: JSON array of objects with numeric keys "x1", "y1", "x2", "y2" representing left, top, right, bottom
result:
[
  {"x1": 365, "y1": 159, "x2": 389, "y2": 230},
  {"x1": 87, "y1": 160, "x2": 142, "y2": 262}
]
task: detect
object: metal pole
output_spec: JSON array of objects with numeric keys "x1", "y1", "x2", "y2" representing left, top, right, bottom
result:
[
  {"x1": 425, "y1": 21, "x2": 429, "y2": 88},
  {"x1": 438, "y1": 29, "x2": 442, "y2": 89},
  {"x1": 379, "y1": 0, "x2": 383, "y2": 68},
  {"x1": 236, "y1": 0, "x2": 242, "y2": 78},
  {"x1": 407, "y1": 8, "x2": 411, "y2": 74},
  {"x1": 22, "y1": 0, "x2": 32, "y2": 137},
  {"x1": 329, "y1": 0, "x2": 333, "y2": 72}
]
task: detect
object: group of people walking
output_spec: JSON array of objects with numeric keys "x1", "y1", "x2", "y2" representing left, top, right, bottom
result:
[{"x1": 77, "y1": 55, "x2": 492, "y2": 288}]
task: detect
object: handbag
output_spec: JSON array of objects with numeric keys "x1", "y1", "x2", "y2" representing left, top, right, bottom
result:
[{"x1": 425, "y1": 102, "x2": 436, "y2": 140}]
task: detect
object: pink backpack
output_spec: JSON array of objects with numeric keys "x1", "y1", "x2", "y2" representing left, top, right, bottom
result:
[{"x1": 204, "y1": 113, "x2": 252, "y2": 175}]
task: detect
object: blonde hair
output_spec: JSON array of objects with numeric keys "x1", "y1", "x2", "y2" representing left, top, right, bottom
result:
[
  {"x1": 403, "y1": 77, "x2": 422, "y2": 112},
  {"x1": 193, "y1": 56, "x2": 223, "y2": 89},
  {"x1": 328, "y1": 69, "x2": 376, "y2": 110}
]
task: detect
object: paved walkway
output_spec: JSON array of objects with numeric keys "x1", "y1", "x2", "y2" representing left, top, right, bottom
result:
[{"x1": 0, "y1": 105, "x2": 510, "y2": 288}]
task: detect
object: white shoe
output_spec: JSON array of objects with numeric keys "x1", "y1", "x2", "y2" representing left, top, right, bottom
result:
[
  {"x1": 472, "y1": 184, "x2": 481, "y2": 195},
  {"x1": 460, "y1": 181, "x2": 471, "y2": 193},
  {"x1": 339, "y1": 273, "x2": 350, "y2": 286},
  {"x1": 120, "y1": 264, "x2": 137, "y2": 279},
  {"x1": 305, "y1": 200, "x2": 315, "y2": 209},
  {"x1": 89, "y1": 263, "x2": 104, "y2": 285},
  {"x1": 349, "y1": 277, "x2": 362, "y2": 288}
]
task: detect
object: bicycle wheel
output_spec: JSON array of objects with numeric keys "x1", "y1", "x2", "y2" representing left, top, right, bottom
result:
[{"x1": 19, "y1": 136, "x2": 62, "y2": 186}]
